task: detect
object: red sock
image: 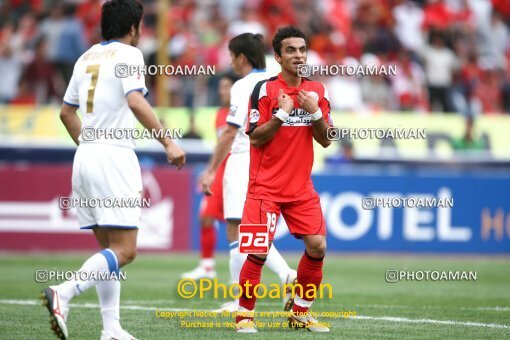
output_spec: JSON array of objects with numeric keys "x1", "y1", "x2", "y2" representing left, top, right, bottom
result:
[
  {"x1": 200, "y1": 226, "x2": 216, "y2": 260},
  {"x1": 236, "y1": 254, "x2": 265, "y2": 322},
  {"x1": 292, "y1": 251, "x2": 324, "y2": 314}
]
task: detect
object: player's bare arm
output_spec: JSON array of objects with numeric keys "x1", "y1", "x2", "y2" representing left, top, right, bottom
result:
[
  {"x1": 297, "y1": 90, "x2": 331, "y2": 148},
  {"x1": 311, "y1": 117, "x2": 331, "y2": 148},
  {"x1": 60, "y1": 103, "x2": 81, "y2": 145},
  {"x1": 200, "y1": 124, "x2": 237, "y2": 195},
  {"x1": 249, "y1": 89, "x2": 291, "y2": 147},
  {"x1": 126, "y1": 91, "x2": 186, "y2": 169}
]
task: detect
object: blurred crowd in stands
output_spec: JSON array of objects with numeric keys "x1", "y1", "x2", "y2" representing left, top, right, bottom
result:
[{"x1": 0, "y1": 0, "x2": 509, "y2": 115}]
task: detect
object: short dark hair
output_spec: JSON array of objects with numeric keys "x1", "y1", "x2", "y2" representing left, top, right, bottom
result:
[
  {"x1": 228, "y1": 33, "x2": 266, "y2": 70},
  {"x1": 101, "y1": 0, "x2": 143, "y2": 41},
  {"x1": 272, "y1": 26, "x2": 306, "y2": 56}
]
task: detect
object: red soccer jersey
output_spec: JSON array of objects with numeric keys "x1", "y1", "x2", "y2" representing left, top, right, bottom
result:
[{"x1": 246, "y1": 73, "x2": 332, "y2": 202}]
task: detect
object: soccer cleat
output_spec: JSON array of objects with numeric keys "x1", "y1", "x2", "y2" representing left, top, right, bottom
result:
[
  {"x1": 283, "y1": 270, "x2": 298, "y2": 311},
  {"x1": 288, "y1": 312, "x2": 330, "y2": 332},
  {"x1": 180, "y1": 265, "x2": 216, "y2": 280},
  {"x1": 235, "y1": 319, "x2": 257, "y2": 333},
  {"x1": 214, "y1": 300, "x2": 239, "y2": 313},
  {"x1": 100, "y1": 329, "x2": 138, "y2": 340},
  {"x1": 40, "y1": 287, "x2": 69, "y2": 340}
]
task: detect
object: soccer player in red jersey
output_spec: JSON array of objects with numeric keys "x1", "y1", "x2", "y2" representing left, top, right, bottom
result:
[
  {"x1": 181, "y1": 73, "x2": 237, "y2": 280},
  {"x1": 235, "y1": 26, "x2": 332, "y2": 333}
]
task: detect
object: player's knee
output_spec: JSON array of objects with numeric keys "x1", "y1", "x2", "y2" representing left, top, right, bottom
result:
[
  {"x1": 200, "y1": 216, "x2": 214, "y2": 226},
  {"x1": 116, "y1": 247, "x2": 137, "y2": 266},
  {"x1": 307, "y1": 241, "x2": 327, "y2": 258},
  {"x1": 125, "y1": 247, "x2": 137, "y2": 264},
  {"x1": 226, "y1": 220, "x2": 240, "y2": 242}
]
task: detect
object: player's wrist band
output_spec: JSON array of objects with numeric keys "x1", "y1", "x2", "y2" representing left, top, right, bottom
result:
[
  {"x1": 275, "y1": 108, "x2": 290, "y2": 123},
  {"x1": 310, "y1": 108, "x2": 323, "y2": 121}
]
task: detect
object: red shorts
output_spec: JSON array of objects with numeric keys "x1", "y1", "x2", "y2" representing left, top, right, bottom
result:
[
  {"x1": 199, "y1": 156, "x2": 229, "y2": 221},
  {"x1": 241, "y1": 192, "x2": 326, "y2": 241}
]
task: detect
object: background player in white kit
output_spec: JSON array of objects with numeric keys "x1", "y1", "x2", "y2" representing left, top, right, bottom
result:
[
  {"x1": 200, "y1": 33, "x2": 296, "y2": 312},
  {"x1": 40, "y1": 1, "x2": 185, "y2": 339}
]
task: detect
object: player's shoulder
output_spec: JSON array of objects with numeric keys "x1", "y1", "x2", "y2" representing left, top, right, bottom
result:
[
  {"x1": 78, "y1": 42, "x2": 142, "y2": 62},
  {"x1": 251, "y1": 75, "x2": 278, "y2": 99},
  {"x1": 235, "y1": 71, "x2": 272, "y2": 88},
  {"x1": 232, "y1": 73, "x2": 254, "y2": 90},
  {"x1": 75, "y1": 44, "x2": 98, "y2": 63},
  {"x1": 114, "y1": 42, "x2": 141, "y2": 53},
  {"x1": 91, "y1": 41, "x2": 144, "y2": 63},
  {"x1": 113, "y1": 42, "x2": 143, "y2": 59}
]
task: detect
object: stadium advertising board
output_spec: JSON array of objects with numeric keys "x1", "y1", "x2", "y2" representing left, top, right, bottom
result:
[
  {"x1": 192, "y1": 169, "x2": 510, "y2": 254},
  {"x1": 2, "y1": 106, "x2": 510, "y2": 161},
  {"x1": 0, "y1": 164, "x2": 192, "y2": 251}
]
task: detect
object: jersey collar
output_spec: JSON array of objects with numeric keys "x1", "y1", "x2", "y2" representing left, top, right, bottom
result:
[
  {"x1": 277, "y1": 72, "x2": 307, "y2": 89},
  {"x1": 100, "y1": 40, "x2": 121, "y2": 46}
]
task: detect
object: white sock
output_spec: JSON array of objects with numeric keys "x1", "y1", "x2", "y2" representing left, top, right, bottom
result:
[
  {"x1": 56, "y1": 248, "x2": 119, "y2": 304},
  {"x1": 96, "y1": 279, "x2": 122, "y2": 335},
  {"x1": 229, "y1": 242, "x2": 247, "y2": 284},
  {"x1": 266, "y1": 245, "x2": 292, "y2": 283},
  {"x1": 200, "y1": 258, "x2": 215, "y2": 270},
  {"x1": 237, "y1": 305, "x2": 255, "y2": 318},
  {"x1": 229, "y1": 241, "x2": 247, "y2": 304},
  {"x1": 294, "y1": 295, "x2": 314, "y2": 308}
]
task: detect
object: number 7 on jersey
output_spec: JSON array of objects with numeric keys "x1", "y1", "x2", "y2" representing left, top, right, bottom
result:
[{"x1": 86, "y1": 64, "x2": 100, "y2": 113}]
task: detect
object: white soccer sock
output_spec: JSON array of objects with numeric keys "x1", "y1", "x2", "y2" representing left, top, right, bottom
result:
[
  {"x1": 200, "y1": 258, "x2": 215, "y2": 270},
  {"x1": 266, "y1": 245, "x2": 292, "y2": 283},
  {"x1": 96, "y1": 278, "x2": 122, "y2": 335},
  {"x1": 56, "y1": 248, "x2": 119, "y2": 304},
  {"x1": 229, "y1": 241, "x2": 247, "y2": 284},
  {"x1": 294, "y1": 295, "x2": 314, "y2": 308}
]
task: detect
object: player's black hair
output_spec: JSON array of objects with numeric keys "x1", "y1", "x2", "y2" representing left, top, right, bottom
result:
[
  {"x1": 228, "y1": 33, "x2": 266, "y2": 69},
  {"x1": 272, "y1": 26, "x2": 306, "y2": 56},
  {"x1": 101, "y1": 0, "x2": 143, "y2": 41}
]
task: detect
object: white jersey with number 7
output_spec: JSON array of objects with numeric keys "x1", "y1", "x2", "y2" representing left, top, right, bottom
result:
[{"x1": 63, "y1": 40, "x2": 148, "y2": 149}]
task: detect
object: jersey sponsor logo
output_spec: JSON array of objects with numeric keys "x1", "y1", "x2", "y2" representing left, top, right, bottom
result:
[
  {"x1": 249, "y1": 109, "x2": 260, "y2": 123},
  {"x1": 239, "y1": 224, "x2": 269, "y2": 254},
  {"x1": 272, "y1": 108, "x2": 312, "y2": 126},
  {"x1": 228, "y1": 105, "x2": 237, "y2": 116}
]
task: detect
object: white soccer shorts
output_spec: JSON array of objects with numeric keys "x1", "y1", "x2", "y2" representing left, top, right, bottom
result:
[
  {"x1": 223, "y1": 151, "x2": 249, "y2": 220},
  {"x1": 72, "y1": 143, "x2": 143, "y2": 229}
]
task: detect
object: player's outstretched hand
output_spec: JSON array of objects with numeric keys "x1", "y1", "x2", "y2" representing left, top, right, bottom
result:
[
  {"x1": 199, "y1": 169, "x2": 215, "y2": 196},
  {"x1": 165, "y1": 143, "x2": 186, "y2": 169},
  {"x1": 297, "y1": 90, "x2": 319, "y2": 114},
  {"x1": 278, "y1": 89, "x2": 294, "y2": 114}
]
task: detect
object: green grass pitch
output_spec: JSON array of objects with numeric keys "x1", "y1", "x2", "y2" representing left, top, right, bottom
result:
[{"x1": 0, "y1": 253, "x2": 509, "y2": 339}]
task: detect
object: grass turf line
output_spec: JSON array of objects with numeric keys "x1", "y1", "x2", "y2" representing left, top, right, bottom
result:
[{"x1": 0, "y1": 253, "x2": 509, "y2": 339}]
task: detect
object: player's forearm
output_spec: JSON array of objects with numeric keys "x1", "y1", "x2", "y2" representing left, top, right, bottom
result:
[
  {"x1": 249, "y1": 117, "x2": 283, "y2": 147},
  {"x1": 207, "y1": 126, "x2": 236, "y2": 173},
  {"x1": 60, "y1": 104, "x2": 81, "y2": 145},
  {"x1": 127, "y1": 92, "x2": 172, "y2": 148},
  {"x1": 312, "y1": 118, "x2": 331, "y2": 148}
]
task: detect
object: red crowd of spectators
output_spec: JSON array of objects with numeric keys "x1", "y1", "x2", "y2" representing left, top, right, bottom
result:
[{"x1": 0, "y1": 0, "x2": 509, "y2": 114}]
